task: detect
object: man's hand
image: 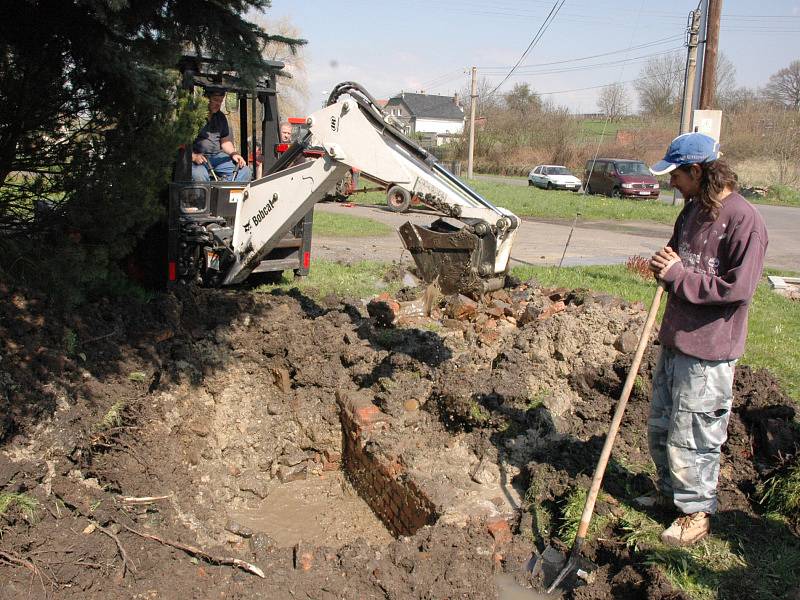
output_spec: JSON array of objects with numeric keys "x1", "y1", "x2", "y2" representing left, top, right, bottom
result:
[
  {"x1": 191, "y1": 152, "x2": 207, "y2": 165},
  {"x1": 649, "y1": 246, "x2": 681, "y2": 279},
  {"x1": 231, "y1": 153, "x2": 246, "y2": 169}
]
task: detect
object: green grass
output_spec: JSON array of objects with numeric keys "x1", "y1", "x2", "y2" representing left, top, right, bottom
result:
[
  {"x1": 467, "y1": 180, "x2": 680, "y2": 224},
  {"x1": 759, "y1": 459, "x2": 800, "y2": 529},
  {"x1": 312, "y1": 210, "x2": 393, "y2": 237},
  {"x1": 579, "y1": 119, "x2": 623, "y2": 139},
  {"x1": 510, "y1": 264, "x2": 800, "y2": 402},
  {"x1": 354, "y1": 179, "x2": 681, "y2": 224},
  {"x1": 254, "y1": 258, "x2": 405, "y2": 299},
  {"x1": 0, "y1": 492, "x2": 38, "y2": 521},
  {"x1": 93, "y1": 400, "x2": 127, "y2": 432},
  {"x1": 750, "y1": 185, "x2": 800, "y2": 208},
  {"x1": 558, "y1": 486, "x2": 613, "y2": 546}
]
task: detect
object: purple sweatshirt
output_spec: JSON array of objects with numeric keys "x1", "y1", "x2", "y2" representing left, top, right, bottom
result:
[{"x1": 659, "y1": 192, "x2": 768, "y2": 361}]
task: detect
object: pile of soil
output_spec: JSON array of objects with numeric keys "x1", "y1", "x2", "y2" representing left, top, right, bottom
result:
[{"x1": 0, "y1": 277, "x2": 797, "y2": 599}]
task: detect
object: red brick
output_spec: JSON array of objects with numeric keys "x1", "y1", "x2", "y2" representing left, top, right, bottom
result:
[
  {"x1": 354, "y1": 404, "x2": 382, "y2": 427},
  {"x1": 538, "y1": 300, "x2": 566, "y2": 321},
  {"x1": 487, "y1": 519, "x2": 512, "y2": 546}
]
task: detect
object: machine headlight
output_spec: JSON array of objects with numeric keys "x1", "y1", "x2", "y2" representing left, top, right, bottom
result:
[
  {"x1": 180, "y1": 187, "x2": 208, "y2": 213},
  {"x1": 621, "y1": 183, "x2": 634, "y2": 189}
]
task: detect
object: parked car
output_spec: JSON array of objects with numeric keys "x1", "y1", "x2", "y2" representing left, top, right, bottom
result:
[
  {"x1": 583, "y1": 158, "x2": 660, "y2": 199},
  {"x1": 528, "y1": 165, "x2": 582, "y2": 191}
]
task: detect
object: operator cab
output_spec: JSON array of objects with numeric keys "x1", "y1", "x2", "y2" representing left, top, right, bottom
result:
[{"x1": 168, "y1": 54, "x2": 314, "y2": 287}]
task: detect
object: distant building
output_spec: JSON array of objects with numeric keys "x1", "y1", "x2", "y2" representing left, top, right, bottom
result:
[{"x1": 384, "y1": 91, "x2": 464, "y2": 145}]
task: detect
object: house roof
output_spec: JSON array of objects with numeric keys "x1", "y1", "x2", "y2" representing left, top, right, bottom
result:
[{"x1": 387, "y1": 92, "x2": 463, "y2": 120}]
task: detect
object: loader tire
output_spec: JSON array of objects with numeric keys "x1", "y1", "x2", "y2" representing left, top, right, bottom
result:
[{"x1": 386, "y1": 186, "x2": 411, "y2": 213}]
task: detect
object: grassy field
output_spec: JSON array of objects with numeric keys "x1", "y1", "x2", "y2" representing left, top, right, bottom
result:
[
  {"x1": 353, "y1": 181, "x2": 681, "y2": 224},
  {"x1": 312, "y1": 209, "x2": 392, "y2": 237}
]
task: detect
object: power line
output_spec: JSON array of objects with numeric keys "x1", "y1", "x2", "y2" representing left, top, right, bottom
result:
[
  {"x1": 534, "y1": 69, "x2": 686, "y2": 97},
  {"x1": 488, "y1": 0, "x2": 566, "y2": 95},
  {"x1": 481, "y1": 47, "x2": 683, "y2": 78},
  {"x1": 477, "y1": 35, "x2": 682, "y2": 71}
]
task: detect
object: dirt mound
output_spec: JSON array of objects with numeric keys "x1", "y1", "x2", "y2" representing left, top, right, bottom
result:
[{"x1": 1, "y1": 278, "x2": 797, "y2": 599}]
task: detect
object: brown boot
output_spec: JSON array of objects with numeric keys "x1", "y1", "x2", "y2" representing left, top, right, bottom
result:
[{"x1": 660, "y1": 512, "x2": 710, "y2": 546}]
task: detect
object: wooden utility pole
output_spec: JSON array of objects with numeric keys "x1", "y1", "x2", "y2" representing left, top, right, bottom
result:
[
  {"x1": 680, "y1": 10, "x2": 702, "y2": 134},
  {"x1": 467, "y1": 66, "x2": 477, "y2": 179},
  {"x1": 699, "y1": 0, "x2": 722, "y2": 109}
]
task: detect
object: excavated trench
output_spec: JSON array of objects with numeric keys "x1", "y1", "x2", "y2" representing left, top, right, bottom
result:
[{"x1": 2, "y1": 279, "x2": 797, "y2": 599}]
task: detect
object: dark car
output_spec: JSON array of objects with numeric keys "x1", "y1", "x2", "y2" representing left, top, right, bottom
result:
[{"x1": 583, "y1": 158, "x2": 660, "y2": 199}]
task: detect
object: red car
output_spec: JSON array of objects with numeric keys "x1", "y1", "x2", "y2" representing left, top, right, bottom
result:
[{"x1": 583, "y1": 158, "x2": 660, "y2": 199}]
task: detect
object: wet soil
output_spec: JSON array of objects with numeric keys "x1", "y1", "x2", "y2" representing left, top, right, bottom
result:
[{"x1": 0, "y1": 276, "x2": 798, "y2": 599}]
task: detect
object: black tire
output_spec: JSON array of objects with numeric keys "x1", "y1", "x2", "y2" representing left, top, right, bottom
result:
[
  {"x1": 386, "y1": 185, "x2": 411, "y2": 213},
  {"x1": 546, "y1": 182, "x2": 552, "y2": 190},
  {"x1": 528, "y1": 179, "x2": 534, "y2": 186},
  {"x1": 585, "y1": 184, "x2": 593, "y2": 195},
  {"x1": 611, "y1": 187, "x2": 622, "y2": 199}
]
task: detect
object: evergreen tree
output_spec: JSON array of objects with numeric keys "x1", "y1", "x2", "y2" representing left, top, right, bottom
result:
[{"x1": 0, "y1": 0, "x2": 302, "y2": 303}]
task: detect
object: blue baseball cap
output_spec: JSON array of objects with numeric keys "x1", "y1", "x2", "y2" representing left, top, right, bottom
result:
[{"x1": 650, "y1": 132, "x2": 720, "y2": 175}]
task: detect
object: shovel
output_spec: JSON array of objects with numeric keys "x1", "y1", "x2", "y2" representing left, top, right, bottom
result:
[{"x1": 544, "y1": 284, "x2": 665, "y2": 593}]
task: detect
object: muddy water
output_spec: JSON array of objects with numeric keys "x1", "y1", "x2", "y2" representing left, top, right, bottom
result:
[{"x1": 228, "y1": 472, "x2": 394, "y2": 548}]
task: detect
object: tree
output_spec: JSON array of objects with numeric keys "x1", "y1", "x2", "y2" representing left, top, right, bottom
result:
[
  {"x1": 763, "y1": 60, "x2": 800, "y2": 110},
  {"x1": 714, "y1": 52, "x2": 737, "y2": 109},
  {"x1": 0, "y1": 0, "x2": 302, "y2": 303},
  {"x1": 504, "y1": 83, "x2": 541, "y2": 115},
  {"x1": 255, "y1": 15, "x2": 310, "y2": 117},
  {"x1": 636, "y1": 52, "x2": 684, "y2": 116},
  {"x1": 597, "y1": 83, "x2": 630, "y2": 122}
]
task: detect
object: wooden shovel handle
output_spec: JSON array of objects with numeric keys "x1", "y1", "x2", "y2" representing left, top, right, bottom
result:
[{"x1": 575, "y1": 285, "x2": 664, "y2": 539}]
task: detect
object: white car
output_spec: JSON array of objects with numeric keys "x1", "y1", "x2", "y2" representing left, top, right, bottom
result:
[{"x1": 528, "y1": 165, "x2": 582, "y2": 191}]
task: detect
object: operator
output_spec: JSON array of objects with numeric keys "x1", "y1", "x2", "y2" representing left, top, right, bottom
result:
[
  {"x1": 279, "y1": 121, "x2": 293, "y2": 143},
  {"x1": 192, "y1": 87, "x2": 251, "y2": 182},
  {"x1": 643, "y1": 132, "x2": 768, "y2": 546}
]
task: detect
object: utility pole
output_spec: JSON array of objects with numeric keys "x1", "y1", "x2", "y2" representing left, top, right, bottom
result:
[
  {"x1": 680, "y1": 9, "x2": 702, "y2": 134},
  {"x1": 699, "y1": 0, "x2": 722, "y2": 109},
  {"x1": 467, "y1": 66, "x2": 477, "y2": 179},
  {"x1": 692, "y1": 0, "x2": 709, "y2": 110},
  {"x1": 673, "y1": 9, "x2": 701, "y2": 206}
]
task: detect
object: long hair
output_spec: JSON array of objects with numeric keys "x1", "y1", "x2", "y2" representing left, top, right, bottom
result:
[{"x1": 678, "y1": 157, "x2": 738, "y2": 220}]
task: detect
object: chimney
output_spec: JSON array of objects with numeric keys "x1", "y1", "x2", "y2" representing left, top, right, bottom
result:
[{"x1": 453, "y1": 92, "x2": 460, "y2": 107}]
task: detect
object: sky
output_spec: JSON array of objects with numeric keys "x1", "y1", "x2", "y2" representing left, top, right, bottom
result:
[{"x1": 264, "y1": 0, "x2": 800, "y2": 115}]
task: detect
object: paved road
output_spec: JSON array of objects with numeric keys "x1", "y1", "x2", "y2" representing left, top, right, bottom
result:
[
  {"x1": 313, "y1": 195, "x2": 797, "y2": 272},
  {"x1": 472, "y1": 174, "x2": 798, "y2": 271},
  {"x1": 313, "y1": 203, "x2": 670, "y2": 269}
]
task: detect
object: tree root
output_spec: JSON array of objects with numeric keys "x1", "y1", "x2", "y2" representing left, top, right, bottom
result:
[{"x1": 122, "y1": 524, "x2": 265, "y2": 578}]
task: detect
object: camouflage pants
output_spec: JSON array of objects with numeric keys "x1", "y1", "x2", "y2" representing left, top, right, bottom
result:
[{"x1": 648, "y1": 346, "x2": 736, "y2": 514}]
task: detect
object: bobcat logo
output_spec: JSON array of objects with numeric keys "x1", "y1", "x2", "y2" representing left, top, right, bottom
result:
[{"x1": 243, "y1": 221, "x2": 252, "y2": 234}]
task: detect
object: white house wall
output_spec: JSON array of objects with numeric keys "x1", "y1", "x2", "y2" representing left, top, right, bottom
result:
[{"x1": 413, "y1": 118, "x2": 464, "y2": 135}]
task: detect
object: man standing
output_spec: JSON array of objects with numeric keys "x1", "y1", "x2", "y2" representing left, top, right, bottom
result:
[
  {"x1": 644, "y1": 132, "x2": 768, "y2": 546},
  {"x1": 192, "y1": 87, "x2": 251, "y2": 182}
]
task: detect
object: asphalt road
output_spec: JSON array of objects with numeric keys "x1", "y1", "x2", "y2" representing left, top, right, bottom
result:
[
  {"x1": 473, "y1": 174, "x2": 798, "y2": 271},
  {"x1": 313, "y1": 193, "x2": 798, "y2": 272}
]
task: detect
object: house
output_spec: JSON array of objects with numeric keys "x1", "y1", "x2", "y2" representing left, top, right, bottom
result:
[{"x1": 384, "y1": 91, "x2": 464, "y2": 145}]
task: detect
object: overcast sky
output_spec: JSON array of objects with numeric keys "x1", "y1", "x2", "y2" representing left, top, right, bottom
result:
[{"x1": 265, "y1": 0, "x2": 800, "y2": 114}]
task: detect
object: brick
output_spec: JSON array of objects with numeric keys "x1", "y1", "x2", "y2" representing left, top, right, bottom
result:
[
  {"x1": 487, "y1": 519, "x2": 512, "y2": 546},
  {"x1": 445, "y1": 294, "x2": 478, "y2": 320},
  {"x1": 538, "y1": 300, "x2": 566, "y2": 320},
  {"x1": 293, "y1": 544, "x2": 314, "y2": 571},
  {"x1": 353, "y1": 404, "x2": 382, "y2": 427}
]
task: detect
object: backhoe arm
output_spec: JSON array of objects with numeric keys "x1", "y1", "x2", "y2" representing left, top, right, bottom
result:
[{"x1": 223, "y1": 83, "x2": 520, "y2": 293}]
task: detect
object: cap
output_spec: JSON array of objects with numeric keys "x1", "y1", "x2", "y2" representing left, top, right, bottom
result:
[{"x1": 650, "y1": 132, "x2": 720, "y2": 175}]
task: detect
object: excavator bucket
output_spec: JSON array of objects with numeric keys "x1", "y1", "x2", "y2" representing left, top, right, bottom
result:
[{"x1": 398, "y1": 219, "x2": 506, "y2": 296}]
